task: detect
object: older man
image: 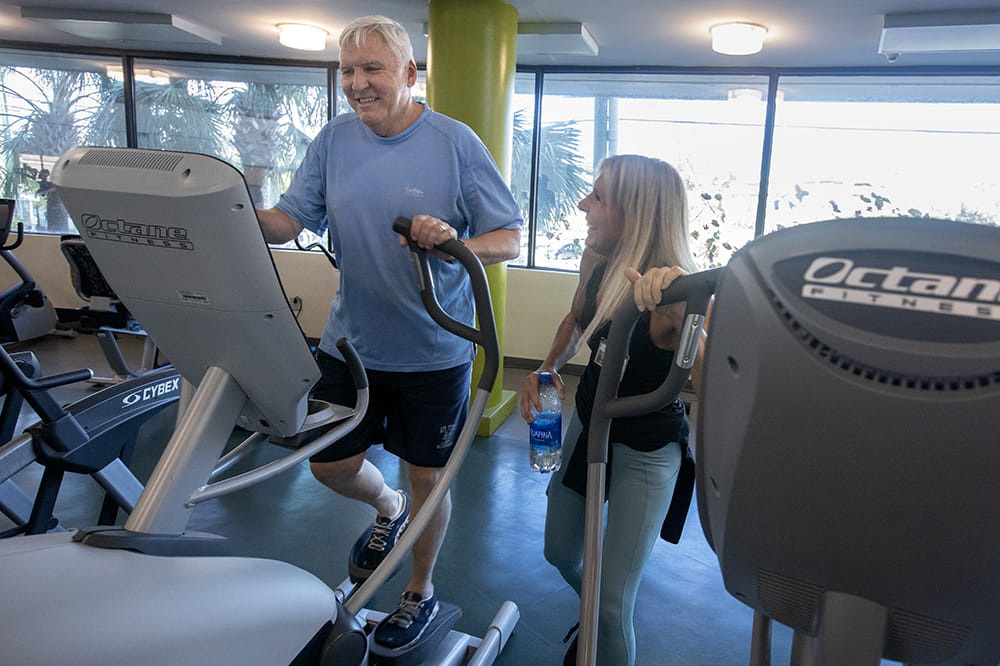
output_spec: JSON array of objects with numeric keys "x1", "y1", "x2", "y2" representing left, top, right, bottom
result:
[{"x1": 256, "y1": 14, "x2": 521, "y2": 650}]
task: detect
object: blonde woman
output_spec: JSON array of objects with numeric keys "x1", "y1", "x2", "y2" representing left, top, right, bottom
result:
[{"x1": 519, "y1": 154, "x2": 705, "y2": 665}]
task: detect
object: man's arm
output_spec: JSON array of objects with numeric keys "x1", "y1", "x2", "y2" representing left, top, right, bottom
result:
[
  {"x1": 256, "y1": 206, "x2": 305, "y2": 245},
  {"x1": 404, "y1": 217, "x2": 520, "y2": 267},
  {"x1": 463, "y1": 228, "x2": 520, "y2": 266}
]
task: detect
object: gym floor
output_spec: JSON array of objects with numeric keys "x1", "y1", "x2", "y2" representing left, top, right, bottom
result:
[{"x1": 5, "y1": 332, "x2": 843, "y2": 665}]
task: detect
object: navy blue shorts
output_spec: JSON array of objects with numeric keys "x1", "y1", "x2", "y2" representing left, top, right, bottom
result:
[{"x1": 309, "y1": 350, "x2": 471, "y2": 468}]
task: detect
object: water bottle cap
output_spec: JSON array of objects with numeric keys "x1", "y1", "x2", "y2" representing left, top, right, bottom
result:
[{"x1": 538, "y1": 372, "x2": 553, "y2": 384}]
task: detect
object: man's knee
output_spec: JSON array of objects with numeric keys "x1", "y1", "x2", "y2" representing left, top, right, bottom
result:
[
  {"x1": 406, "y1": 463, "x2": 443, "y2": 492},
  {"x1": 310, "y1": 454, "x2": 364, "y2": 487}
]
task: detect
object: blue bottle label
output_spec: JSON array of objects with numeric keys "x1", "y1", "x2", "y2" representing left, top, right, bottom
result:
[{"x1": 529, "y1": 416, "x2": 561, "y2": 450}]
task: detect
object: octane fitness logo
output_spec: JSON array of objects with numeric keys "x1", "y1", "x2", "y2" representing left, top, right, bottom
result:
[
  {"x1": 81, "y1": 213, "x2": 194, "y2": 250},
  {"x1": 802, "y1": 257, "x2": 1000, "y2": 321},
  {"x1": 121, "y1": 377, "x2": 181, "y2": 408}
]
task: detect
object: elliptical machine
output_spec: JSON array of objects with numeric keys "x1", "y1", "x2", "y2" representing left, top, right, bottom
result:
[
  {"x1": 573, "y1": 217, "x2": 1000, "y2": 665},
  {"x1": 0, "y1": 196, "x2": 180, "y2": 537},
  {"x1": 0, "y1": 354, "x2": 181, "y2": 537},
  {"x1": 0, "y1": 147, "x2": 517, "y2": 665}
]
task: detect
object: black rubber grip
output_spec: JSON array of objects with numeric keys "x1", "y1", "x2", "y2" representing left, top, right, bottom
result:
[
  {"x1": 336, "y1": 337, "x2": 368, "y2": 391},
  {"x1": 392, "y1": 216, "x2": 499, "y2": 392}
]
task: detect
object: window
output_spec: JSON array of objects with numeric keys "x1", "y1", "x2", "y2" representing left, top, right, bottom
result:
[
  {"x1": 509, "y1": 72, "x2": 538, "y2": 267},
  {"x1": 3, "y1": 43, "x2": 998, "y2": 267},
  {"x1": 0, "y1": 50, "x2": 125, "y2": 234},
  {"x1": 528, "y1": 73, "x2": 769, "y2": 270},
  {"x1": 128, "y1": 59, "x2": 328, "y2": 249},
  {"x1": 133, "y1": 59, "x2": 328, "y2": 209},
  {"x1": 766, "y1": 76, "x2": 1000, "y2": 232}
]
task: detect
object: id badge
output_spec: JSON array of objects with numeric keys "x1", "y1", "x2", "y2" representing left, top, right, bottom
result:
[{"x1": 595, "y1": 337, "x2": 629, "y2": 379}]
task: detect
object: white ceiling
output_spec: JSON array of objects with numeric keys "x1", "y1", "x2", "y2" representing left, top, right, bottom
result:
[{"x1": 2, "y1": 0, "x2": 1000, "y2": 69}]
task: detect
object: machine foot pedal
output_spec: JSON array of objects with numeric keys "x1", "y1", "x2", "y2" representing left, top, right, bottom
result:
[{"x1": 369, "y1": 601, "x2": 461, "y2": 665}]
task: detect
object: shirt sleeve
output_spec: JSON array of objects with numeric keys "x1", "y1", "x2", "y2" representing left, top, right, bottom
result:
[
  {"x1": 460, "y1": 139, "x2": 524, "y2": 238},
  {"x1": 275, "y1": 125, "x2": 331, "y2": 236}
]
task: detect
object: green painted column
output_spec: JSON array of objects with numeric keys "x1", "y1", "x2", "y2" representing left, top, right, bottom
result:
[{"x1": 427, "y1": 0, "x2": 518, "y2": 436}]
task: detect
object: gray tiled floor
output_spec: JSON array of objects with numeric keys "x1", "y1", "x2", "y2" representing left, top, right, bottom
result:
[{"x1": 2, "y1": 332, "x2": 805, "y2": 665}]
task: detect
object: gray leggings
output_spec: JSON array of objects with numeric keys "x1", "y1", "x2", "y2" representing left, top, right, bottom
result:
[{"x1": 544, "y1": 411, "x2": 682, "y2": 666}]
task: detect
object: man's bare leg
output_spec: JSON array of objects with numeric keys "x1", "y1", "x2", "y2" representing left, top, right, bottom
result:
[
  {"x1": 310, "y1": 452, "x2": 403, "y2": 518},
  {"x1": 404, "y1": 464, "x2": 451, "y2": 598}
]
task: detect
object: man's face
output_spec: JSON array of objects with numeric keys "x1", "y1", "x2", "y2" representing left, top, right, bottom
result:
[{"x1": 339, "y1": 33, "x2": 417, "y2": 137}]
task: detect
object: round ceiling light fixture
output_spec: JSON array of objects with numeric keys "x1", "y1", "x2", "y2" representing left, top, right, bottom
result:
[
  {"x1": 277, "y1": 23, "x2": 329, "y2": 51},
  {"x1": 710, "y1": 22, "x2": 768, "y2": 56}
]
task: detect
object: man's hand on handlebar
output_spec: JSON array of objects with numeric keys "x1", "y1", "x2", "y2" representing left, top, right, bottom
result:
[{"x1": 398, "y1": 214, "x2": 458, "y2": 262}]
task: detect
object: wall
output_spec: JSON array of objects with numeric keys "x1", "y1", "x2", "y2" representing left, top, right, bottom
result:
[{"x1": 1, "y1": 234, "x2": 589, "y2": 365}]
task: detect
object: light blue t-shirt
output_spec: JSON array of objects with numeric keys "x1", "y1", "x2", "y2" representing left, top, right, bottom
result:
[{"x1": 276, "y1": 105, "x2": 522, "y2": 372}]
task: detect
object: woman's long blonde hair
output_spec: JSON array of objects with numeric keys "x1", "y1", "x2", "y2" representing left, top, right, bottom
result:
[{"x1": 577, "y1": 154, "x2": 699, "y2": 350}]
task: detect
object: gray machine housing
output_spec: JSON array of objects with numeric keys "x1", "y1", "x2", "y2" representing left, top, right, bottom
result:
[
  {"x1": 52, "y1": 147, "x2": 318, "y2": 437},
  {"x1": 697, "y1": 218, "x2": 1000, "y2": 664},
  {"x1": 1, "y1": 530, "x2": 338, "y2": 665},
  {"x1": 0, "y1": 148, "x2": 340, "y2": 665}
]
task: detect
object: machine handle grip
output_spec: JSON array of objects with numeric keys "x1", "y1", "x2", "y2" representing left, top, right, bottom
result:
[
  {"x1": 0, "y1": 346, "x2": 93, "y2": 424},
  {"x1": 335, "y1": 337, "x2": 367, "y2": 391},
  {"x1": 2, "y1": 221, "x2": 24, "y2": 251},
  {"x1": 392, "y1": 217, "x2": 499, "y2": 392},
  {"x1": 588, "y1": 267, "x2": 722, "y2": 464},
  {"x1": 0, "y1": 349, "x2": 93, "y2": 392},
  {"x1": 295, "y1": 236, "x2": 337, "y2": 269}
]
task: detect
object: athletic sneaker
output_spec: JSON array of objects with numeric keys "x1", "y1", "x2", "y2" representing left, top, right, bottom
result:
[
  {"x1": 348, "y1": 490, "x2": 409, "y2": 583},
  {"x1": 373, "y1": 591, "x2": 440, "y2": 650}
]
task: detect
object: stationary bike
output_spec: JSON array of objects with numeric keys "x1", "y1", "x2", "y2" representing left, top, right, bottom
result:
[{"x1": 58, "y1": 234, "x2": 164, "y2": 385}]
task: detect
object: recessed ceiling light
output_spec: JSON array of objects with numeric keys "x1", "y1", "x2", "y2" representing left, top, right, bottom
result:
[
  {"x1": 277, "y1": 23, "x2": 328, "y2": 51},
  {"x1": 710, "y1": 22, "x2": 768, "y2": 56}
]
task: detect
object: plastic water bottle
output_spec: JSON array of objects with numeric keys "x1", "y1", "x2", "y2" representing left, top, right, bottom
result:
[{"x1": 529, "y1": 372, "x2": 562, "y2": 473}]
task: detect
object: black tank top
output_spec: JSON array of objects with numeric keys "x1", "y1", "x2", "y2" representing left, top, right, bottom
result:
[
  {"x1": 561, "y1": 261, "x2": 696, "y2": 541},
  {"x1": 574, "y1": 261, "x2": 689, "y2": 453}
]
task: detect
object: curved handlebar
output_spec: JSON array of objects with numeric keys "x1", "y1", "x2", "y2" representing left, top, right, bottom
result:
[
  {"x1": 0, "y1": 349, "x2": 93, "y2": 392},
  {"x1": 588, "y1": 267, "x2": 722, "y2": 464},
  {"x1": 2, "y1": 222, "x2": 24, "y2": 251},
  {"x1": 0, "y1": 346, "x2": 93, "y2": 426},
  {"x1": 392, "y1": 217, "x2": 499, "y2": 392},
  {"x1": 189, "y1": 336, "x2": 368, "y2": 506},
  {"x1": 295, "y1": 236, "x2": 337, "y2": 269},
  {"x1": 335, "y1": 337, "x2": 367, "y2": 391}
]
